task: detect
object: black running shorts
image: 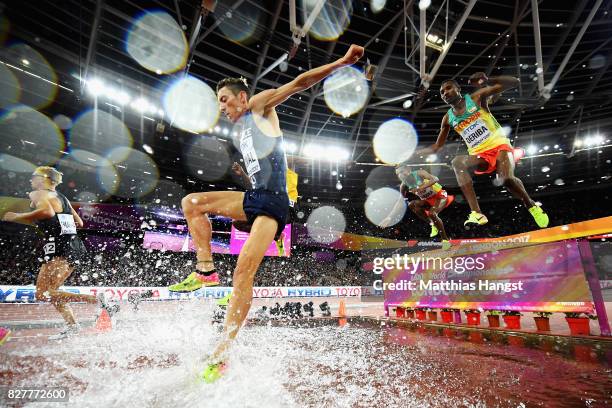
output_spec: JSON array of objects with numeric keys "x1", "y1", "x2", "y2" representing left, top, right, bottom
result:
[{"x1": 242, "y1": 189, "x2": 289, "y2": 240}]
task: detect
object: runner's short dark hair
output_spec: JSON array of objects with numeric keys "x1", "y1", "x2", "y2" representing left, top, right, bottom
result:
[
  {"x1": 440, "y1": 79, "x2": 460, "y2": 89},
  {"x1": 217, "y1": 77, "x2": 249, "y2": 95}
]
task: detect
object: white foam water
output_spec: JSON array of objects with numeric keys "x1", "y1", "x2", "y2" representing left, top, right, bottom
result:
[{"x1": 9, "y1": 301, "x2": 609, "y2": 407}]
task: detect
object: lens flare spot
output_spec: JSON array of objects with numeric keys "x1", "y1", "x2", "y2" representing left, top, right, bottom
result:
[
  {"x1": 126, "y1": 11, "x2": 188, "y2": 74},
  {"x1": 0, "y1": 154, "x2": 36, "y2": 173},
  {"x1": 56, "y1": 154, "x2": 116, "y2": 202},
  {"x1": 163, "y1": 75, "x2": 219, "y2": 133},
  {"x1": 0, "y1": 105, "x2": 64, "y2": 166},
  {"x1": 323, "y1": 66, "x2": 368, "y2": 117},
  {"x1": 105, "y1": 147, "x2": 159, "y2": 198},
  {"x1": 0, "y1": 63, "x2": 20, "y2": 108},
  {"x1": 373, "y1": 118, "x2": 418, "y2": 165},
  {"x1": 371, "y1": 0, "x2": 387, "y2": 13},
  {"x1": 365, "y1": 187, "x2": 406, "y2": 227},
  {"x1": 301, "y1": 0, "x2": 352, "y2": 41},
  {"x1": 1, "y1": 43, "x2": 58, "y2": 109},
  {"x1": 306, "y1": 206, "x2": 346, "y2": 244},
  {"x1": 216, "y1": 1, "x2": 263, "y2": 44},
  {"x1": 184, "y1": 136, "x2": 230, "y2": 181}
]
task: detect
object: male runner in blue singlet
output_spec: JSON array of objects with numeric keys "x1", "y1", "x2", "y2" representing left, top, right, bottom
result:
[{"x1": 174, "y1": 44, "x2": 365, "y2": 382}]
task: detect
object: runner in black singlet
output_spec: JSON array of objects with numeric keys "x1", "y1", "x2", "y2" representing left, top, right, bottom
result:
[{"x1": 2, "y1": 166, "x2": 118, "y2": 339}]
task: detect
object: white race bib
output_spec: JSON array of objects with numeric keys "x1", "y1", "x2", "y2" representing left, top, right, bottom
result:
[
  {"x1": 57, "y1": 213, "x2": 77, "y2": 235},
  {"x1": 460, "y1": 119, "x2": 492, "y2": 149},
  {"x1": 416, "y1": 188, "x2": 436, "y2": 200},
  {"x1": 239, "y1": 127, "x2": 261, "y2": 178},
  {"x1": 43, "y1": 242, "x2": 56, "y2": 255}
]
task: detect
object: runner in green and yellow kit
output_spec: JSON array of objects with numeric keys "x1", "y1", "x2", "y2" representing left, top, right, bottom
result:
[{"x1": 419, "y1": 72, "x2": 549, "y2": 229}]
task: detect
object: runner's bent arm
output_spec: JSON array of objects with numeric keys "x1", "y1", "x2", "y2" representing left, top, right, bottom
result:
[
  {"x1": 9, "y1": 192, "x2": 55, "y2": 223},
  {"x1": 471, "y1": 73, "x2": 519, "y2": 108},
  {"x1": 249, "y1": 44, "x2": 364, "y2": 112},
  {"x1": 415, "y1": 169, "x2": 439, "y2": 190},
  {"x1": 232, "y1": 162, "x2": 253, "y2": 189}
]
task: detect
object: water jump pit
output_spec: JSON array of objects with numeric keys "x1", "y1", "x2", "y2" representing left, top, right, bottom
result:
[{"x1": 1, "y1": 298, "x2": 611, "y2": 408}]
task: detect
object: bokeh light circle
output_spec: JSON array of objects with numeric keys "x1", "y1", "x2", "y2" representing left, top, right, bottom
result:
[
  {"x1": 126, "y1": 11, "x2": 188, "y2": 74},
  {"x1": 371, "y1": 0, "x2": 387, "y2": 13},
  {"x1": 365, "y1": 187, "x2": 406, "y2": 227},
  {"x1": 301, "y1": 0, "x2": 352, "y2": 41},
  {"x1": 0, "y1": 43, "x2": 58, "y2": 109},
  {"x1": 71, "y1": 149, "x2": 111, "y2": 167},
  {"x1": 184, "y1": 136, "x2": 231, "y2": 181},
  {"x1": 55, "y1": 154, "x2": 117, "y2": 202},
  {"x1": 306, "y1": 206, "x2": 346, "y2": 244},
  {"x1": 163, "y1": 75, "x2": 219, "y2": 133},
  {"x1": 323, "y1": 66, "x2": 368, "y2": 117},
  {"x1": 589, "y1": 54, "x2": 606, "y2": 70},
  {"x1": 143, "y1": 180, "x2": 186, "y2": 208},
  {"x1": 216, "y1": 1, "x2": 263, "y2": 44},
  {"x1": 0, "y1": 63, "x2": 20, "y2": 108},
  {"x1": 0, "y1": 105, "x2": 64, "y2": 166},
  {"x1": 0, "y1": 154, "x2": 36, "y2": 173},
  {"x1": 365, "y1": 165, "x2": 400, "y2": 192},
  {"x1": 53, "y1": 114, "x2": 73, "y2": 130},
  {"x1": 373, "y1": 118, "x2": 418, "y2": 164},
  {"x1": 97, "y1": 163, "x2": 120, "y2": 198},
  {"x1": 70, "y1": 109, "x2": 133, "y2": 162},
  {"x1": 105, "y1": 147, "x2": 159, "y2": 198}
]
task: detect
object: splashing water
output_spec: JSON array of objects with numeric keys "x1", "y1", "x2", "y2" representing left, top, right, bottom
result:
[{"x1": 4, "y1": 307, "x2": 609, "y2": 408}]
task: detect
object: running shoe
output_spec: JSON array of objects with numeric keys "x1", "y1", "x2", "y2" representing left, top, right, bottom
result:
[
  {"x1": 96, "y1": 293, "x2": 120, "y2": 318},
  {"x1": 0, "y1": 327, "x2": 11, "y2": 346},
  {"x1": 275, "y1": 237, "x2": 285, "y2": 256},
  {"x1": 168, "y1": 271, "x2": 220, "y2": 293},
  {"x1": 429, "y1": 223, "x2": 439, "y2": 238},
  {"x1": 464, "y1": 211, "x2": 488, "y2": 227},
  {"x1": 191, "y1": 271, "x2": 220, "y2": 288},
  {"x1": 528, "y1": 205, "x2": 549, "y2": 228},
  {"x1": 200, "y1": 361, "x2": 227, "y2": 383},
  {"x1": 49, "y1": 324, "x2": 80, "y2": 341},
  {"x1": 216, "y1": 292, "x2": 232, "y2": 307}
]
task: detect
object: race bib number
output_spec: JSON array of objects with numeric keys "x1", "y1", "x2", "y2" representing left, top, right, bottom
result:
[
  {"x1": 43, "y1": 242, "x2": 56, "y2": 255},
  {"x1": 417, "y1": 188, "x2": 436, "y2": 200},
  {"x1": 57, "y1": 213, "x2": 77, "y2": 235},
  {"x1": 240, "y1": 127, "x2": 261, "y2": 178},
  {"x1": 460, "y1": 119, "x2": 492, "y2": 149}
]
